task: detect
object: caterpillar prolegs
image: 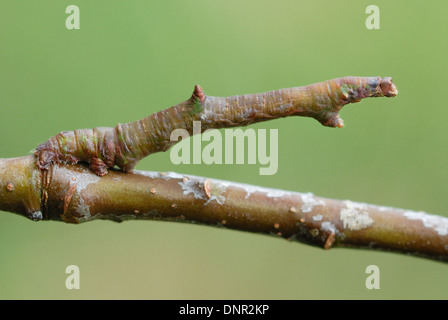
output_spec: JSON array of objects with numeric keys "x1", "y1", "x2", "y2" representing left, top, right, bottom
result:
[{"x1": 35, "y1": 76, "x2": 398, "y2": 176}]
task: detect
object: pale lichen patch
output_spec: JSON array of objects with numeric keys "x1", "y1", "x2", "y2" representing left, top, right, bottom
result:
[
  {"x1": 313, "y1": 215, "x2": 323, "y2": 221},
  {"x1": 134, "y1": 170, "x2": 160, "y2": 179},
  {"x1": 266, "y1": 189, "x2": 293, "y2": 198},
  {"x1": 220, "y1": 181, "x2": 292, "y2": 200},
  {"x1": 134, "y1": 170, "x2": 184, "y2": 181},
  {"x1": 403, "y1": 211, "x2": 448, "y2": 236},
  {"x1": 204, "y1": 183, "x2": 226, "y2": 205},
  {"x1": 340, "y1": 200, "x2": 374, "y2": 231},
  {"x1": 163, "y1": 172, "x2": 185, "y2": 180},
  {"x1": 75, "y1": 198, "x2": 92, "y2": 223},
  {"x1": 177, "y1": 176, "x2": 227, "y2": 205},
  {"x1": 376, "y1": 204, "x2": 398, "y2": 212},
  {"x1": 321, "y1": 221, "x2": 337, "y2": 234},
  {"x1": 237, "y1": 184, "x2": 268, "y2": 199},
  {"x1": 63, "y1": 167, "x2": 101, "y2": 194},
  {"x1": 179, "y1": 178, "x2": 206, "y2": 200},
  {"x1": 55, "y1": 167, "x2": 102, "y2": 222},
  {"x1": 0, "y1": 160, "x2": 6, "y2": 172},
  {"x1": 301, "y1": 192, "x2": 324, "y2": 213}
]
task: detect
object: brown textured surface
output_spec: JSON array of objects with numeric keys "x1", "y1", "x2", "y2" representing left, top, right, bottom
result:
[{"x1": 2, "y1": 156, "x2": 448, "y2": 263}]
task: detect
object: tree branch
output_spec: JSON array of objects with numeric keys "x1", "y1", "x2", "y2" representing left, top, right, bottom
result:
[
  {"x1": 5, "y1": 77, "x2": 445, "y2": 263},
  {"x1": 1, "y1": 156, "x2": 448, "y2": 263}
]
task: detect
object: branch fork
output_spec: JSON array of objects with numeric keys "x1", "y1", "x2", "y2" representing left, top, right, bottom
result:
[{"x1": 8, "y1": 77, "x2": 448, "y2": 263}]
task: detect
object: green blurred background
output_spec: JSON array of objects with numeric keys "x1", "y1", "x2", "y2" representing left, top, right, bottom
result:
[{"x1": 1, "y1": 0, "x2": 447, "y2": 299}]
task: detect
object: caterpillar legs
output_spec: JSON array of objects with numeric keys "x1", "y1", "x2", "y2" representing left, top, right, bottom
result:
[{"x1": 89, "y1": 158, "x2": 109, "y2": 176}]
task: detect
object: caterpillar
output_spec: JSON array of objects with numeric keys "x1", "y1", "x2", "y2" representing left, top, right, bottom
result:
[{"x1": 35, "y1": 76, "x2": 398, "y2": 176}]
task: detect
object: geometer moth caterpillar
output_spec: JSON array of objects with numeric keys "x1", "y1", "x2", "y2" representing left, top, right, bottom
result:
[{"x1": 35, "y1": 76, "x2": 398, "y2": 176}]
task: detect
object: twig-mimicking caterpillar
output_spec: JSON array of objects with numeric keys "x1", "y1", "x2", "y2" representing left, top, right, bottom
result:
[{"x1": 35, "y1": 76, "x2": 398, "y2": 176}]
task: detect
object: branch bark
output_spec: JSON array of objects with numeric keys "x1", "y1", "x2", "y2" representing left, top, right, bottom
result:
[
  {"x1": 1, "y1": 156, "x2": 448, "y2": 263},
  {"x1": 4, "y1": 77, "x2": 446, "y2": 263}
]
